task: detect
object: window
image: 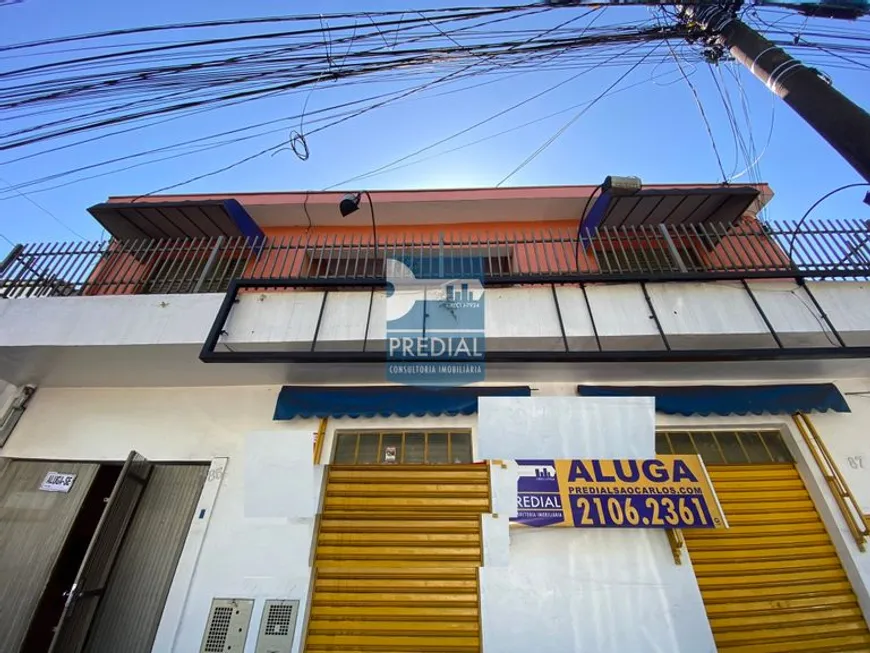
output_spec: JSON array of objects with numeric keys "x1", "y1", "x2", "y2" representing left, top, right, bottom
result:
[
  {"x1": 655, "y1": 429, "x2": 793, "y2": 464},
  {"x1": 305, "y1": 247, "x2": 512, "y2": 279},
  {"x1": 593, "y1": 238, "x2": 703, "y2": 273},
  {"x1": 141, "y1": 252, "x2": 244, "y2": 294},
  {"x1": 332, "y1": 430, "x2": 473, "y2": 464}
]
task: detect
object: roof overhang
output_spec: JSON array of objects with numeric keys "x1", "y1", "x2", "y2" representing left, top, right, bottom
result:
[
  {"x1": 105, "y1": 184, "x2": 772, "y2": 230},
  {"x1": 594, "y1": 186, "x2": 761, "y2": 229},
  {"x1": 87, "y1": 199, "x2": 264, "y2": 241}
]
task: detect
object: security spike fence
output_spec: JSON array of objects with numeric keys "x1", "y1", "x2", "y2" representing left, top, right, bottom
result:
[{"x1": 1, "y1": 219, "x2": 868, "y2": 299}]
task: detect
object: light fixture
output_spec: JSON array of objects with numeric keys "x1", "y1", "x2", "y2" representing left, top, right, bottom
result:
[
  {"x1": 601, "y1": 175, "x2": 643, "y2": 196},
  {"x1": 575, "y1": 175, "x2": 643, "y2": 263},
  {"x1": 338, "y1": 191, "x2": 378, "y2": 263},
  {"x1": 339, "y1": 193, "x2": 361, "y2": 217}
]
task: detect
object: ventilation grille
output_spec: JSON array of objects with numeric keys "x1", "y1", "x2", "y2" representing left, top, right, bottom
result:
[
  {"x1": 255, "y1": 600, "x2": 299, "y2": 653},
  {"x1": 199, "y1": 598, "x2": 254, "y2": 653},
  {"x1": 204, "y1": 607, "x2": 233, "y2": 652}
]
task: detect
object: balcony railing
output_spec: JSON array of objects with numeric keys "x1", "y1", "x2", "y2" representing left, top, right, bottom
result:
[{"x1": 1, "y1": 219, "x2": 868, "y2": 299}]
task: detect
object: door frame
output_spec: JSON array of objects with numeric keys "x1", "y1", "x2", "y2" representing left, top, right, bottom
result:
[{"x1": 653, "y1": 417, "x2": 870, "y2": 629}]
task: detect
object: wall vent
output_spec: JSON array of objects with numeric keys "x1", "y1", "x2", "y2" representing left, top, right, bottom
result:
[
  {"x1": 199, "y1": 598, "x2": 254, "y2": 653},
  {"x1": 254, "y1": 600, "x2": 299, "y2": 653}
]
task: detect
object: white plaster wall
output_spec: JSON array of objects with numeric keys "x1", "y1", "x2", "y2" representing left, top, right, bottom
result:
[
  {"x1": 3, "y1": 380, "x2": 870, "y2": 653},
  {"x1": 223, "y1": 292, "x2": 322, "y2": 346},
  {"x1": 810, "y1": 281, "x2": 870, "y2": 346},
  {"x1": 1, "y1": 385, "x2": 321, "y2": 653},
  {"x1": 751, "y1": 281, "x2": 833, "y2": 347},
  {"x1": 477, "y1": 396, "x2": 656, "y2": 459},
  {"x1": 554, "y1": 286, "x2": 597, "y2": 350},
  {"x1": 584, "y1": 283, "x2": 663, "y2": 350},
  {"x1": 480, "y1": 529, "x2": 715, "y2": 653},
  {"x1": 476, "y1": 395, "x2": 715, "y2": 653},
  {"x1": 1, "y1": 282, "x2": 867, "y2": 354},
  {"x1": 648, "y1": 281, "x2": 773, "y2": 349},
  {"x1": 0, "y1": 293, "x2": 222, "y2": 346},
  {"x1": 484, "y1": 288, "x2": 564, "y2": 351}
]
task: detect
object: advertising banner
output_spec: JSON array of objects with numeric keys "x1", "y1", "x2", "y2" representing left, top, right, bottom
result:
[{"x1": 512, "y1": 456, "x2": 727, "y2": 529}]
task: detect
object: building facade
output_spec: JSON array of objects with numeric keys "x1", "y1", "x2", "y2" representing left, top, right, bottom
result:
[{"x1": 0, "y1": 182, "x2": 869, "y2": 653}]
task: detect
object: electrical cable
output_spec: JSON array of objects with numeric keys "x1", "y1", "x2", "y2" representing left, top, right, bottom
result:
[
  {"x1": 665, "y1": 39, "x2": 728, "y2": 182},
  {"x1": 1, "y1": 24, "x2": 678, "y2": 152},
  {"x1": 0, "y1": 7, "x2": 524, "y2": 52},
  {"x1": 496, "y1": 39, "x2": 663, "y2": 187},
  {"x1": 786, "y1": 183, "x2": 870, "y2": 261},
  {"x1": 575, "y1": 184, "x2": 603, "y2": 266},
  {"x1": 323, "y1": 59, "x2": 685, "y2": 188},
  {"x1": 3, "y1": 49, "x2": 625, "y2": 198},
  {"x1": 324, "y1": 12, "x2": 610, "y2": 190},
  {"x1": 0, "y1": 175, "x2": 84, "y2": 239}
]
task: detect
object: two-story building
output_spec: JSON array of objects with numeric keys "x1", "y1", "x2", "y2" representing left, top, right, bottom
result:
[{"x1": 1, "y1": 180, "x2": 869, "y2": 653}]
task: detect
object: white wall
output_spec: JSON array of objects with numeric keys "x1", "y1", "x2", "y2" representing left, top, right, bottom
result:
[
  {"x1": 4, "y1": 380, "x2": 870, "y2": 652},
  {"x1": 1, "y1": 385, "x2": 320, "y2": 653},
  {"x1": 654, "y1": 377, "x2": 870, "y2": 628},
  {"x1": 476, "y1": 396, "x2": 716, "y2": 653},
  {"x1": 2, "y1": 281, "x2": 869, "y2": 388}
]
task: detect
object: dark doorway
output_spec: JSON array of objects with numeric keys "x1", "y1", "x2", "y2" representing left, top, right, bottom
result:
[{"x1": 20, "y1": 464, "x2": 122, "y2": 653}]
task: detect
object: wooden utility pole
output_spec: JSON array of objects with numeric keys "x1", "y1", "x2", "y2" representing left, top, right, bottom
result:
[{"x1": 681, "y1": 4, "x2": 870, "y2": 183}]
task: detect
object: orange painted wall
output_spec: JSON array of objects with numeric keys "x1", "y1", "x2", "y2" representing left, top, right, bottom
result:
[{"x1": 83, "y1": 215, "x2": 791, "y2": 294}]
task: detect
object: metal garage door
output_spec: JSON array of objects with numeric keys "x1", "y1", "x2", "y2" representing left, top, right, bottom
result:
[
  {"x1": 83, "y1": 464, "x2": 208, "y2": 653},
  {"x1": 0, "y1": 459, "x2": 99, "y2": 652},
  {"x1": 304, "y1": 431, "x2": 487, "y2": 653},
  {"x1": 659, "y1": 430, "x2": 870, "y2": 653}
]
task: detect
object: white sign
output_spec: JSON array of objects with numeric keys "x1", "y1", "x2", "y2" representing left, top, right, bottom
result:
[
  {"x1": 40, "y1": 471, "x2": 76, "y2": 493},
  {"x1": 384, "y1": 446, "x2": 397, "y2": 463}
]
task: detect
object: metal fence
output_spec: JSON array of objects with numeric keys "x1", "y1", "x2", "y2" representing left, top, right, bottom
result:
[{"x1": 1, "y1": 219, "x2": 868, "y2": 298}]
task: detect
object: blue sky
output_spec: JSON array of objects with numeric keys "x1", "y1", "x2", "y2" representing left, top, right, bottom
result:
[{"x1": 0, "y1": 0, "x2": 868, "y2": 249}]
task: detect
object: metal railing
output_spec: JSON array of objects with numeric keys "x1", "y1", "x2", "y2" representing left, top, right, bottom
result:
[
  {"x1": 792, "y1": 412, "x2": 870, "y2": 551},
  {"x1": 1, "y1": 219, "x2": 868, "y2": 298}
]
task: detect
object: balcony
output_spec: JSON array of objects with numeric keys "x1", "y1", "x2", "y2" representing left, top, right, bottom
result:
[
  {"x1": 1, "y1": 219, "x2": 868, "y2": 299},
  {"x1": 0, "y1": 219, "x2": 868, "y2": 387}
]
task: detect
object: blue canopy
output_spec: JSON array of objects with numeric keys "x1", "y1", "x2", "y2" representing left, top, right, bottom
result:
[
  {"x1": 577, "y1": 384, "x2": 849, "y2": 416},
  {"x1": 274, "y1": 385, "x2": 531, "y2": 420}
]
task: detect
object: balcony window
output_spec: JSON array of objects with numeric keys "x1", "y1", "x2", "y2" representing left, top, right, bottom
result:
[
  {"x1": 141, "y1": 250, "x2": 244, "y2": 294},
  {"x1": 592, "y1": 238, "x2": 703, "y2": 274},
  {"x1": 305, "y1": 247, "x2": 512, "y2": 279}
]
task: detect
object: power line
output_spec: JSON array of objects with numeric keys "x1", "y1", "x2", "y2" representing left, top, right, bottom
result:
[
  {"x1": 496, "y1": 39, "x2": 663, "y2": 186},
  {"x1": 0, "y1": 175, "x2": 85, "y2": 239},
  {"x1": 0, "y1": 5, "x2": 536, "y2": 53},
  {"x1": 0, "y1": 20, "x2": 683, "y2": 152},
  {"x1": 323, "y1": 56, "x2": 683, "y2": 188},
  {"x1": 665, "y1": 39, "x2": 728, "y2": 182}
]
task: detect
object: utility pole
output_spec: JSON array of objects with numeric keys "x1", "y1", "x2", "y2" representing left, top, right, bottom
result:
[{"x1": 680, "y1": 4, "x2": 870, "y2": 183}]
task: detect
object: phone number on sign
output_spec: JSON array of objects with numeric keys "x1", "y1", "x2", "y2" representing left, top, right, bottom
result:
[{"x1": 569, "y1": 494, "x2": 720, "y2": 528}]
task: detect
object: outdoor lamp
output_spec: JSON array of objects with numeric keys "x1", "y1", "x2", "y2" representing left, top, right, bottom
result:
[
  {"x1": 575, "y1": 175, "x2": 643, "y2": 263},
  {"x1": 602, "y1": 175, "x2": 643, "y2": 196},
  {"x1": 338, "y1": 191, "x2": 378, "y2": 262}
]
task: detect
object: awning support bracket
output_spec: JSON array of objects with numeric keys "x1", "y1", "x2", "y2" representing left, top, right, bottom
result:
[{"x1": 666, "y1": 528, "x2": 684, "y2": 565}]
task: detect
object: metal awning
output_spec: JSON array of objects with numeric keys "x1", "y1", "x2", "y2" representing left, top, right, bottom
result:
[
  {"x1": 577, "y1": 383, "x2": 850, "y2": 415},
  {"x1": 597, "y1": 186, "x2": 760, "y2": 229},
  {"x1": 273, "y1": 385, "x2": 532, "y2": 420},
  {"x1": 87, "y1": 199, "x2": 264, "y2": 241}
]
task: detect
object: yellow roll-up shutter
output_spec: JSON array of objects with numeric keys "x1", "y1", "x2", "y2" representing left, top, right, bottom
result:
[
  {"x1": 304, "y1": 464, "x2": 489, "y2": 653},
  {"x1": 686, "y1": 463, "x2": 870, "y2": 653}
]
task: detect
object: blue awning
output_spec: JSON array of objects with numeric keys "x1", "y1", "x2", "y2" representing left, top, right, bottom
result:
[
  {"x1": 577, "y1": 384, "x2": 849, "y2": 416},
  {"x1": 274, "y1": 385, "x2": 531, "y2": 420},
  {"x1": 88, "y1": 199, "x2": 264, "y2": 241}
]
